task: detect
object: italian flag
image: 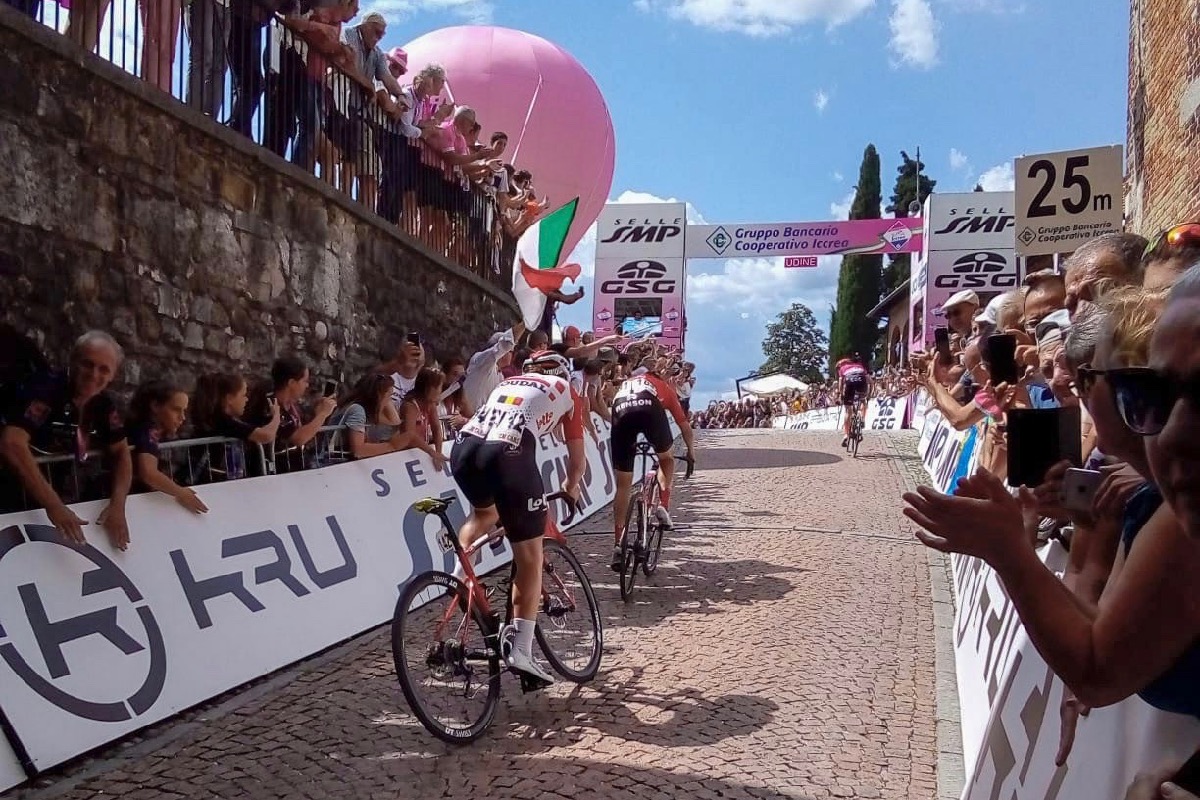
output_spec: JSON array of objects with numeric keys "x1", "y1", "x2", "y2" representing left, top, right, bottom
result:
[{"x1": 512, "y1": 198, "x2": 582, "y2": 329}]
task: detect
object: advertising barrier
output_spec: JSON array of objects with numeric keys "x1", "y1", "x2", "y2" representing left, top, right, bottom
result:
[
  {"x1": 771, "y1": 396, "x2": 911, "y2": 433},
  {"x1": 0, "y1": 416, "x2": 635, "y2": 788},
  {"x1": 915, "y1": 399, "x2": 1200, "y2": 800}
]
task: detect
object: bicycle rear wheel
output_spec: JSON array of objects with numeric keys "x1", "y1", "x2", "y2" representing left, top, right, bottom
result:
[
  {"x1": 392, "y1": 571, "x2": 501, "y2": 744},
  {"x1": 535, "y1": 539, "x2": 603, "y2": 682},
  {"x1": 619, "y1": 496, "x2": 642, "y2": 601}
]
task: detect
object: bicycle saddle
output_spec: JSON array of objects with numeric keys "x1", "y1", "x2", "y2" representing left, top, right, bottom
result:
[{"x1": 414, "y1": 497, "x2": 455, "y2": 515}]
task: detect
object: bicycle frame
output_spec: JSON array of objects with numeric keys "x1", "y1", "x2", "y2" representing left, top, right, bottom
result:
[{"x1": 423, "y1": 506, "x2": 573, "y2": 648}]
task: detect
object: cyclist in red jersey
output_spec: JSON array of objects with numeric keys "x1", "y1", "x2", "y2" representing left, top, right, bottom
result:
[
  {"x1": 451, "y1": 351, "x2": 586, "y2": 687},
  {"x1": 608, "y1": 367, "x2": 696, "y2": 571},
  {"x1": 835, "y1": 352, "x2": 872, "y2": 447}
]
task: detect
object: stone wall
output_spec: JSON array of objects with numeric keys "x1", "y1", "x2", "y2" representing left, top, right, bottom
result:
[
  {"x1": 0, "y1": 6, "x2": 519, "y2": 392},
  {"x1": 1126, "y1": 0, "x2": 1200, "y2": 234}
]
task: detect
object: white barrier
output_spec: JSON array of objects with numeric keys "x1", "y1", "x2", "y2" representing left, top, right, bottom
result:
[
  {"x1": 0, "y1": 415, "x2": 629, "y2": 787},
  {"x1": 771, "y1": 396, "x2": 910, "y2": 433},
  {"x1": 917, "y1": 399, "x2": 1200, "y2": 799}
]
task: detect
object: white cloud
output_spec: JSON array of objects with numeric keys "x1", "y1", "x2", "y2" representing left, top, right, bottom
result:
[
  {"x1": 888, "y1": 0, "x2": 939, "y2": 69},
  {"x1": 362, "y1": 0, "x2": 494, "y2": 23},
  {"x1": 814, "y1": 89, "x2": 830, "y2": 114},
  {"x1": 949, "y1": 147, "x2": 971, "y2": 172},
  {"x1": 635, "y1": 0, "x2": 876, "y2": 37},
  {"x1": 830, "y1": 190, "x2": 856, "y2": 220},
  {"x1": 978, "y1": 162, "x2": 1016, "y2": 191},
  {"x1": 833, "y1": 171, "x2": 845, "y2": 183}
]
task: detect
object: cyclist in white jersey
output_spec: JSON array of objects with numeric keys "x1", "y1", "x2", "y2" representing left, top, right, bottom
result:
[{"x1": 451, "y1": 351, "x2": 586, "y2": 687}]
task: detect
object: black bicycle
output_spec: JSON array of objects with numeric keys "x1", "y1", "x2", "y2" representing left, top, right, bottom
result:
[
  {"x1": 845, "y1": 403, "x2": 865, "y2": 458},
  {"x1": 392, "y1": 494, "x2": 603, "y2": 744},
  {"x1": 618, "y1": 442, "x2": 693, "y2": 601}
]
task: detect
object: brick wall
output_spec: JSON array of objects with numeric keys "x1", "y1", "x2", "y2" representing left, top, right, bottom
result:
[
  {"x1": 1127, "y1": 0, "x2": 1200, "y2": 233},
  {"x1": 0, "y1": 6, "x2": 519, "y2": 393}
]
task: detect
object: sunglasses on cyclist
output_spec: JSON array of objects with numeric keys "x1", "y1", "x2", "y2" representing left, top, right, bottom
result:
[
  {"x1": 1143, "y1": 222, "x2": 1200, "y2": 260},
  {"x1": 1103, "y1": 367, "x2": 1200, "y2": 436}
]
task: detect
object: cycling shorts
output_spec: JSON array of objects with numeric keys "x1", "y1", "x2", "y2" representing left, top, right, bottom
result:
[
  {"x1": 841, "y1": 376, "x2": 868, "y2": 406},
  {"x1": 610, "y1": 396, "x2": 673, "y2": 473},
  {"x1": 450, "y1": 430, "x2": 546, "y2": 543}
]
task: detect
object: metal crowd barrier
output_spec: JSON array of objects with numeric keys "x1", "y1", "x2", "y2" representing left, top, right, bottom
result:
[
  {"x1": 1, "y1": 426, "x2": 354, "y2": 514},
  {"x1": 4, "y1": 0, "x2": 517, "y2": 284}
]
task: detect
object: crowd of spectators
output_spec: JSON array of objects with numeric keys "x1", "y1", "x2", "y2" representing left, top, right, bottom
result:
[
  {"x1": 3, "y1": 0, "x2": 549, "y2": 275},
  {"x1": 899, "y1": 226, "x2": 1200, "y2": 794},
  {"x1": 690, "y1": 398, "x2": 773, "y2": 430},
  {"x1": 0, "y1": 319, "x2": 695, "y2": 551}
]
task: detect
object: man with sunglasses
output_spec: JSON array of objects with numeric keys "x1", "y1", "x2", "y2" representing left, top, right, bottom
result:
[
  {"x1": 939, "y1": 290, "x2": 979, "y2": 339},
  {"x1": 0, "y1": 331, "x2": 132, "y2": 550}
]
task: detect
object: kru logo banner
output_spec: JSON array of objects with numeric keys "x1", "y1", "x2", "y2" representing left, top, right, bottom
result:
[{"x1": 0, "y1": 415, "x2": 641, "y2": 784}]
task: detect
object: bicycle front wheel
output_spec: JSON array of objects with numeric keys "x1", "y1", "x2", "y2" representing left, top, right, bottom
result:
[
  {"x1": 536, "y1": 539, "x2": 603, "y2": 682},
  {"x1": 392, "y1": 571, "x2": 501, "y2": 744},
  {"x1": 643, "y1": 483, "x2": 665, "y2": 577}
]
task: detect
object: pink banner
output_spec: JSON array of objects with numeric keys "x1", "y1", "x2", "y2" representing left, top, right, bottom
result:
[{"x1": 685, "y1": 218, "x2": 923, "y2": 259}]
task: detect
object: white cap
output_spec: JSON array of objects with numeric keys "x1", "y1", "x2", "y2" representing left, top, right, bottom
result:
[
  {"x1": 973, "y1": 294, "x2": 1004, "y2": 325},
  {"x1": 940, "y1": 289, "x2": 980, "y2": 314}
]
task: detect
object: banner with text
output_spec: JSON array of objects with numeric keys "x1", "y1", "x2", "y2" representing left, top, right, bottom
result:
[
  {"x1": 0, "y1": 416, "x2": 633, "y2": 785},
  {"x1": 771, "y1": 397, "x2": 910, "y2": 432},
  {"x1": 686, "y1": 218, "x2": 923, "y2": 259}
]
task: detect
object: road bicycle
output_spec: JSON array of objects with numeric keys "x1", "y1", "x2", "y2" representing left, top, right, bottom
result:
[
  {"x1": 617, "y1": 441, "x2": 693, "y2": 601},
  {"x1": 391, "y1": 493, "x2": 603, "y2": 744}
]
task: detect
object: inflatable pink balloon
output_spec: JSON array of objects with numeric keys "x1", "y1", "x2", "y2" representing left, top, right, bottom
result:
[{"x1": 402, "y1": 26, "x2": 616, "y2": 262}]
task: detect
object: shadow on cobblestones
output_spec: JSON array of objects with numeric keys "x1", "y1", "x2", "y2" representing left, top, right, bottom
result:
[{"x1": 698, "y1": 449, "x2": 843, "y2": 471}]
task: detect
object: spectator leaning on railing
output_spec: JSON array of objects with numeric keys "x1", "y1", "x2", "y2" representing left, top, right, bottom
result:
[
  {"x1": 126, "y1": 380, "x2": 209, "y2": 515},
  {"x1": 192, "y1": 372, "x2": 281, "y2": 481},
  {"x1": 330, "y1": 373, "x2": 409, "y2": 459},
  {"x1": 0, "y1": 331, "x2": 132, "y2": 548},
  {"x1": 247, "y1": 356, "x2": 337, "y2": 474}
]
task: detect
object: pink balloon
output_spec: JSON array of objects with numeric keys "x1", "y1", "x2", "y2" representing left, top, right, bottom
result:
[{"x1": 402, "y1": 26, "x2": 616, "y2": 262}]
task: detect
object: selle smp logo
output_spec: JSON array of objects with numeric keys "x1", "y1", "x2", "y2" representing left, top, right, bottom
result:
[
  {"x1": 0, "y1": 524, "x2": 167, "y2": 722},
  {"x1": 600, "y1": 260, "x2": 678, "y2": 295},
  {"x1": 601, "y1": 217, "x2": 683, "y2": 245},
  {"x1": 933, "y1": 207, "x2": 1015, "y2": 237},
  {"x1": 934, "y1": 252, "x2": 1017, "y2": 290}
]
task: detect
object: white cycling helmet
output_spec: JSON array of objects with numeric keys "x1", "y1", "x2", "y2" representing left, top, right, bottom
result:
[{"x1": 523, "y1": 350, "x2": 571, "y2": 380}]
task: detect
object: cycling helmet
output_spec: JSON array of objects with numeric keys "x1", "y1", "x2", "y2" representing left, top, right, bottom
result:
[{"x1": 523, "y1": 350, "x2": 571, "y2": 380}]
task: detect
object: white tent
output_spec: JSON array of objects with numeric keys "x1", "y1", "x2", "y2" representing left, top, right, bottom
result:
[{"x1": 738, "y1": 374, "x2": 809, "y2": 397}]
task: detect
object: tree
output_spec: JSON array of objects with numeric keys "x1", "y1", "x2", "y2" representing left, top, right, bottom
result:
[
  {"x1": 829, "y1": 144, "x2": 884, "y2": 370},
  {"x1": 760, "y1": 303, "x2": 828, "y2": 383},
  {"x1": 974, "y1": 182, "x2": 985, "y2": 192},
  {"x1": 882, "y1": 150, "x2": 937, "y2": 293}
]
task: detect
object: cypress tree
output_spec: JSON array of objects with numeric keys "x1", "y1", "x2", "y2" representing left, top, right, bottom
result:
[{"x1": 829, "y1": 145, "x2": 883, "y2": 370}]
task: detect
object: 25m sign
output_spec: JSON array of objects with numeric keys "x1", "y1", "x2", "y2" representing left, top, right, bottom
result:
[{"x1": 1014, "y1": 145, "x2": 1124, "y2": 257}]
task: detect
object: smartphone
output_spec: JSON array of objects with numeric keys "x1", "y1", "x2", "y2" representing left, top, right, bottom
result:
[
  {"x1": 322, "y1": 380, "x2": 337, "y2": 398},
  {"x1": 934, "y1": 327, "x2": 952, "y2": 366},
  {"x1": 406, "y1": 332, "x2": 422, "y2": 346},
  {"x1": 987, "y1": 333, "x2": 1020, "y2": 385},
  {"x1": 1007, "y1": 407, "x2": 1083, "y2": 488},
  {"x1": 1061, "y1": 468, "x2": 1103, "y2": 513},
  {"x1": 1172, "y1": 749, "x2": 1200, "y2": 795}
]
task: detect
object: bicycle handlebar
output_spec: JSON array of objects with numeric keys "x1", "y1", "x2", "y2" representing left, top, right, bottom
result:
[{"x1": 545, "y1": 492, "x2": 579, "y2": 525}]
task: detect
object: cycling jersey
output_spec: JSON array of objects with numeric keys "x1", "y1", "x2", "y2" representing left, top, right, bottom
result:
[
  {"x1": 837, "y1": 361, "x2": 869, "y2": 406},
  {"x1": 610, "y1": 374, "x2": 686, "y2": 473},
  {"x1": 460, "y1": 374, "x2": 585, "y2": 447},
  {"x1": 453, "y1": 375, "x2": 585, "y2": 543},
  {"x1": 836, "y1": 360, "x2": 868, "y2": 381}
]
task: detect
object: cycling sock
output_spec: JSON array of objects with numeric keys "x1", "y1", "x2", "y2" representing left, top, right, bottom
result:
[{"x1": 513, "y1": 617, "x2": 536, "y2": 657}]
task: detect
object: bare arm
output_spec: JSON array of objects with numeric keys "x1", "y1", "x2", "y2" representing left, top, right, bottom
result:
[{"x1": 0, "y1": 426, "x2": 69, "y2": 514}]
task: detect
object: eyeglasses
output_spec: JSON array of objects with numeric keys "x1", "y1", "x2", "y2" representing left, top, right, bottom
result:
[
  {"x1": 1074, "y1": 365, "x2": 1109, "y2": 397},
  {"x1": 1143, "y1": 222, "x2": 1200, "y2": 260},
  {"x1": 1104, "y1": 367, "x2": 1200, "y2": 436}
]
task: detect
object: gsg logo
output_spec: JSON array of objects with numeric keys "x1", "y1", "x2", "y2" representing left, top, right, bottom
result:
[
  {"x1": 0, "y1": 525, "x2": 167, "y2": 722},
  {"x1": 933, "y1": 252, "x2": 1017, "y2": 290},
  {"x1": 599, "y1": 260, "x2": 678, "y2": 295}
]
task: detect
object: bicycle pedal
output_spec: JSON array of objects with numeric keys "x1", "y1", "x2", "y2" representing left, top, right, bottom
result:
[{"x1": 516, "y1": 672, "x2": 553, "y2": 693}]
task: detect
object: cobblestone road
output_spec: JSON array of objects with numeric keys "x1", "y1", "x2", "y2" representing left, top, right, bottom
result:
[{"x1": 32, "y1": 430, "x2": 946, "y2": 800}]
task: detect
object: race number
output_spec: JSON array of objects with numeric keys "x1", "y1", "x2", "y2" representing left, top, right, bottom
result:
[{"x1": 1015, "y1": 145, "x2": 1123, "y2": 257}]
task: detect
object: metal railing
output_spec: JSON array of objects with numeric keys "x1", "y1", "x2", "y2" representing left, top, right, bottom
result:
[
  {"x1": 0, "y1": 424, "x2": 357, "y2": 514},
  {"x1": 5, "y1": 1, "x2": 518, "y2": 284}
]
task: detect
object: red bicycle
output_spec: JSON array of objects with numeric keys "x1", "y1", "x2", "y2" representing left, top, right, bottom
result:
[
  {"x1": 391, "y1": 493, "x2": 603, "y2": 743},
  {"x1": 618, "y1": 442, "x2": 693, "y2": 600}
]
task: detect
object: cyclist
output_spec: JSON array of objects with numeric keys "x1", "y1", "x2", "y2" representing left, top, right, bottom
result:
[
  {"x1": 451, "y1": 351, "x2": 586, "y2": 688},
  {"x1": 608, "y1": 365, "x2": 696, "y2": 572},
  {"x1": 835, "y1": 352, "x2": 872, "y2": 448}
]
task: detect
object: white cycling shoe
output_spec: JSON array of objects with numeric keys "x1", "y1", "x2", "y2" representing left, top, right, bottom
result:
[
  {"x1": 653, "y1": 505, "x2": 675, "y2": 530},
  {"x1": 500, "y1": 626, "x2": 555, "y2": 687}
]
